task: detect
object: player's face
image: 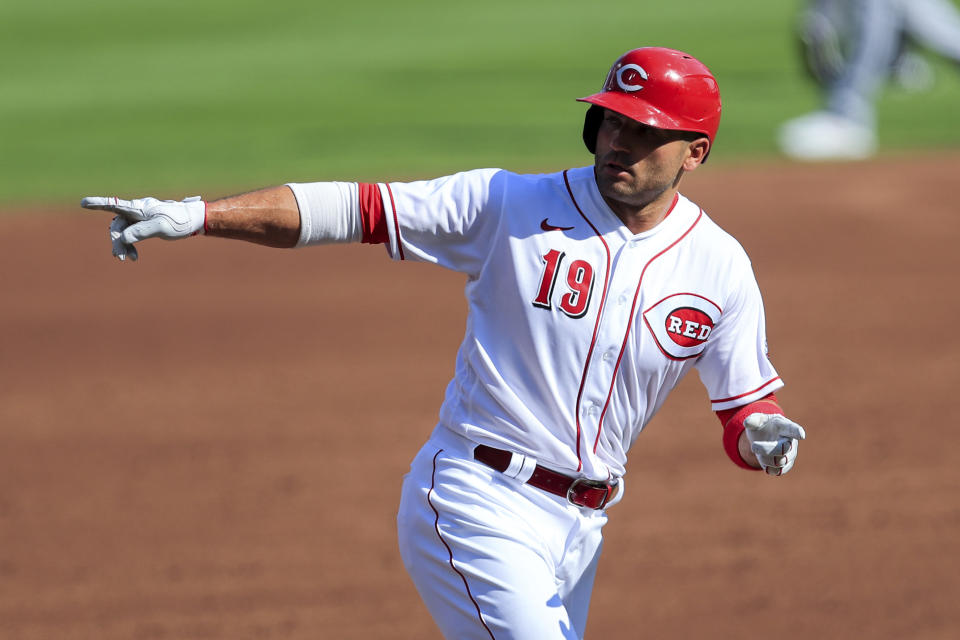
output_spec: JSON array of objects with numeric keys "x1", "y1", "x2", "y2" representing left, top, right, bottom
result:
[{"x1": 593, "y1": 109, "x2": 708, "y2": 215}]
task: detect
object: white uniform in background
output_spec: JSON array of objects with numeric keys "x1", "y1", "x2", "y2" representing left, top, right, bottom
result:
[{"x1": 780, "y1": 0, "x2": 960, "y2": 160}]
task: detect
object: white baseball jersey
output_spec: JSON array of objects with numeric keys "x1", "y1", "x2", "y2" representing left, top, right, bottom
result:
[{"x1": 366, "y1": 166, "x2": 782, "y2": 481}]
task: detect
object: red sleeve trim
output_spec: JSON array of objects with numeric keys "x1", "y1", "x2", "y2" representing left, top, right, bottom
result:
[
  {"x1": 359, "y1": 182, "x2": 388, "y2": 244},
  {"x1": 716, "y1": 393, "x2": 783, "y2": 470},
  {"x1": 711, "y1": 377, "x2": 782, "y2": 404}
]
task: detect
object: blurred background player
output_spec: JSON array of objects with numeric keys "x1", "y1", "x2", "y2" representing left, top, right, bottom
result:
[{"x1": 779, "y1": 0, "x2": 960, "y2": 160}]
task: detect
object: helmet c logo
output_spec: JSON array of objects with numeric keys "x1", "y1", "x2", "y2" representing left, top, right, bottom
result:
[{"x1": 616, "y1": 64, "x2": 648, "y2": 92}]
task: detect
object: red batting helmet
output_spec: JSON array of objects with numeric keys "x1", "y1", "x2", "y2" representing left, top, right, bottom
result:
[{"x1": 578, "y1": 47, "x2": 722, "y2": 154}]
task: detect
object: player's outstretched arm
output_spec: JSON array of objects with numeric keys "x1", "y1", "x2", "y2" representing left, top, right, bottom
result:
[{"x1": 81, "y1": 185, "x2": 300, "y2": 261}]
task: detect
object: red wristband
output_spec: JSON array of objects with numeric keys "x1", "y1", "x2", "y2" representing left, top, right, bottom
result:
[{"x1": 716, "y1": 394, "x2": 783, "y2": 470}]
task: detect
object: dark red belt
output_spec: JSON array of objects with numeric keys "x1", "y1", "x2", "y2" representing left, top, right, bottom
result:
[{"x1": 473, "y1": 444, "x2": 618, "y2": 510}]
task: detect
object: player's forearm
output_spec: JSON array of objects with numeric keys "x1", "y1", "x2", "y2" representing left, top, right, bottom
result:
[{"x1": 205, "y1": 185, "x2": 301, "y2": 248}]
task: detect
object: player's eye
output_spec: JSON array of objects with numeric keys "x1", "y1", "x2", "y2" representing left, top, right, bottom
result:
[
  {"x1": 635, "y1": 123, "x2": 669, "y2": 140},
  {"x1": 603, "y1": 111, "x2": 623, "y2": 126}
]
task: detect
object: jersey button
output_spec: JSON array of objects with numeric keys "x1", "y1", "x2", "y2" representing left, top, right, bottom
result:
[
  {"x1": 618, "y1": 294, "x2": 628, "y2": 305},
  {"x1": 602, "y1": 350, "x2": 615, "y2": 362}
]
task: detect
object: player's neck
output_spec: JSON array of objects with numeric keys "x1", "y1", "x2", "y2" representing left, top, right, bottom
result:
[{"x1": 603, "y1": 186, "x2": 680, "y2": 235}]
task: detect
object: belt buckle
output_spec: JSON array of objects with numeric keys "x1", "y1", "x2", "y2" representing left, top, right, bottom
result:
[{"x1": 566, "y1": 477, "x2": 613, "y2": 509}]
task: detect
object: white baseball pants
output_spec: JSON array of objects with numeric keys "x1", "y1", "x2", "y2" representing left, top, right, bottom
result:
[{"x1": 397, "y1": 428, "x2": 608, "y2": 639}]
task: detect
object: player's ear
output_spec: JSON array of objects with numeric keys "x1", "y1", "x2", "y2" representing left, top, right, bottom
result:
[{"x1": 683, "y1": 137, "x2": 710, "y2": 171}]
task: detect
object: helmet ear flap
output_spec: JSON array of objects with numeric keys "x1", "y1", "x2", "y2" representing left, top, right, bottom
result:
[{"x1": 582, "y1": 105, "x2": 604, "y2": 154}]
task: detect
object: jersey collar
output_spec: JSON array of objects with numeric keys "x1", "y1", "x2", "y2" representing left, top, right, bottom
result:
[{"x1": 565, "y1": 166, "x2": 698, "y2": 241}]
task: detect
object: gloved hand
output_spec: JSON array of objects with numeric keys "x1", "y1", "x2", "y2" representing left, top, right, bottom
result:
[
  {"x1": 744, "y1": 413, "x2": 806, "y2": 476},
  {"x1": 81, "y1": 195, "x2": 206, "y2": 261}
]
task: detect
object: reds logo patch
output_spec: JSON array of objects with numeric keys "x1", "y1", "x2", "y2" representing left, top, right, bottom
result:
[{"x1": 643, "y1": 293, "x2": 721, "y2": 360}]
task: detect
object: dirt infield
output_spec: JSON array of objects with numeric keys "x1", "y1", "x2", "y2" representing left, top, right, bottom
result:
[{"x1": 2, "y1": 154, "x2": 958, "y2": 639}]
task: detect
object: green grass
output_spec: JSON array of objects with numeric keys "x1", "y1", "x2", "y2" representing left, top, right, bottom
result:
[{"x1": 1, "y1": 0, "x2": 958, "y2": 205}]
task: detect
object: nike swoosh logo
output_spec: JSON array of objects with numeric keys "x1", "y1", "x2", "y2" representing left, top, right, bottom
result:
[{"x1": 540, "y1": 218, "x2": 575, "y2": 232}]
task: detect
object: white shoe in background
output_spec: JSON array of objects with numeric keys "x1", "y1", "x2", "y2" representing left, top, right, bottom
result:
[{"x1": 777, "y1": 111, "x2": 877, "y2": 161}]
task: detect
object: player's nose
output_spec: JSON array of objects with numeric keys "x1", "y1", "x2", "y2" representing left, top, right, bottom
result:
[{"x1": 607, "y1": 127, "x2": 631, "y2": 153}]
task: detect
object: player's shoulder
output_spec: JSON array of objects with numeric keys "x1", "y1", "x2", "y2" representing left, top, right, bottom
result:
[
  {"x1": 416, "y1": 167, "x2": 504, "y2": 188},
  {"x1": 501, "y1": 166, "x2": 592, "y2": 199},
  {"x1": 680, "y1": 195, "x2": 753, "y2": 265},
  {"x1": 467, "y1": 167, "x2": 577, "y2": 203},
  {"x1": 393, "y1": 166, "x2": 581, "y2": 212},
  {"x1": 422, "y1": 167, "x2": 558, "y2": 191},
  {"x1": 414, "y1": 166, "x2": 572, "y2": 188},
  {"x1": 476, "y1": 167, "x2": 571, "y2": 188},
  {"x1": 394, "y1": 168, "x2": 511, "y2": 205}
]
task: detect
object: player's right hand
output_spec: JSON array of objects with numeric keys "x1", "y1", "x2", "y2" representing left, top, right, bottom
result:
[{"x1": 81, "y1": 195, "x2": 206, "y2": 261}]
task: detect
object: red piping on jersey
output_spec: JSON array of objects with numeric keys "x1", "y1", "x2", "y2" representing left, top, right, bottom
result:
[
  {"x1": 711, "y1": 377, "x2": 782, "y2": 404},
  {"x1": 661, "y1": 192, "x2": 679, "y2": 223},
  {"x1": 385, "y1": 183, "x2": 405, "y2": 260},
  {"x1": 645, "y1": 291, "x2": 721, "y2": 313},
  {"x1": 594, "y1": 207, "x2": 704, "y2": 455},
  {"x1": 358, "y1": 182, "x2": 388, "y2": 244},
  {"x1": 563, "y1": 170, "x2": 612, "y2": 473},
  {"x1": 427, "y1": 449, "x2": 496, "y2": 639}
]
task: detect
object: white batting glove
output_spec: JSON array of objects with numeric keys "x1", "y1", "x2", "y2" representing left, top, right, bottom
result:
[
  {"x1": 743, "y1": 413, "x2": 806, "y2": 476},
  {"x1": 81, "y1": 195, "x2": 206, "y2": 261}
]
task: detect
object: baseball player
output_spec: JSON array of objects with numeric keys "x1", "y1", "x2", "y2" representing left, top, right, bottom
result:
[
  {"x1": 780, "y1": 0, "x2": 960, "y2": 160},
  {"x1": 82, "y1": 47, "x2": 806, "y2": 639}
]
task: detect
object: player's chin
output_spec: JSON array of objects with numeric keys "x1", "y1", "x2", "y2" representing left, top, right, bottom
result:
[{"x1": 596, "y1": 172, "x2": 636, "y2": 200}]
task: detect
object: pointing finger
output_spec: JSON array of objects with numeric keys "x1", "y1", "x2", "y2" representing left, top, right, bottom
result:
[
  {"x1": 81, "y1": 196, "x2": 146, "y2": 219},
  {"x1": 82, "y1": 196, "x2": 125, "y2": 211},
  {"x1": 82, "y1": 196, "x2": 111, "y2": 209}
]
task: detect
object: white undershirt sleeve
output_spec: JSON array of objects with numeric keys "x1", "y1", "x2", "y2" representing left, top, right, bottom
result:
[{"x1": 286, "y1": 182, "x2": 363, "y2": 247}]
